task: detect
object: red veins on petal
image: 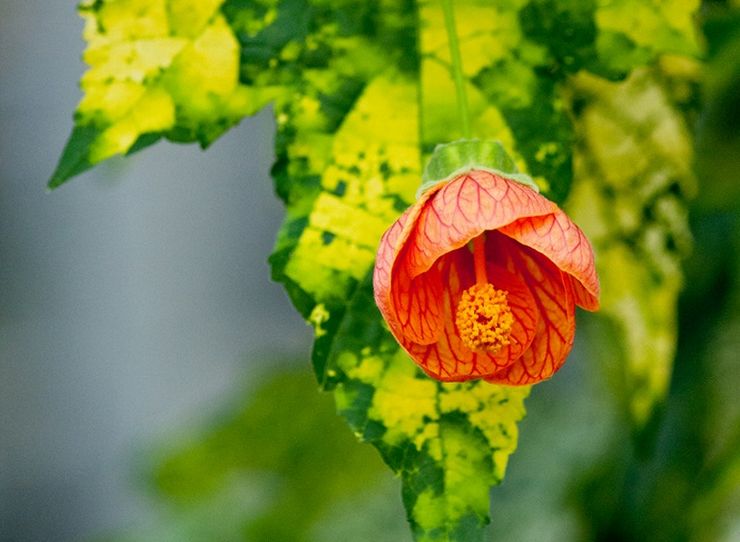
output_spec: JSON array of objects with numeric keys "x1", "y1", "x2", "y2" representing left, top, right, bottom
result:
[
  {"x1": 372, "y1": 170, "x2": 599, "y2": 385},
  {"x1": 374, "y1": 186, "x2": 443, "y2": 340},
  {"x1": 484, "y1": 233, "x2": 576, "y2": 385},
  {"x1": 391, "y1": 258, "x2": 443, "y2": 344},
  {"x1": 498, "y1": 210, "x2": 600, "y2": 311},
  {"x1": 403, "y1": 171, "x2": 556, "y2": 278},
  {"x1": 403, "y1": 248, "x2": 539, "y2": 381}
]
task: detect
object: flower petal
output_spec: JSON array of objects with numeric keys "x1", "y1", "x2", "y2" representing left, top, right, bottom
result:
[
  {"x1": 486, "y1": 263, "x2": 540, "y2": 367},
  {"x1": 390, "y1": 259, "x2": 444, "y2": 344},
  {"x1": 568, "y1": 276, "x2": 600, "y2": 312},
  {"x1": 401, "y1": 171, "x2": 557, "y2": 279},
  {"x1": 497, "y1": 209, "x2": 600, "y2": 311},
  {"x1": 485, "y1": 233, "x2": 576, "y2": 385},
  {"x1": 374, "y1": 206, "x2": 418, "y2": 322},
  {"x1": 373, "y1": 186, "x2": 445, "y2": 341},
  {"x1": 401, "y1": 246, "x2": 539, "y2": 381}
]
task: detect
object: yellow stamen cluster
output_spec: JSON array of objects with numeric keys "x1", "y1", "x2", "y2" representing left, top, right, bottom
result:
[{"x1": 455, "y1": 283, "x2": 514, "y2": 353}]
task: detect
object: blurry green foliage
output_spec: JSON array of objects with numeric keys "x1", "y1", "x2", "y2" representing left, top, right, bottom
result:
[
  {"x1": 566, "y1": 64, "x2": 696, "y2": 429},
  {"x1": 47, "y1": 0, "x2": 740, "y2": 540},
  {"x1": 569, "y1": 4, "x2": 740, "y2": 541},
  {"x1": 115, "y1": 367, "x2": 408, "y2": 542}
]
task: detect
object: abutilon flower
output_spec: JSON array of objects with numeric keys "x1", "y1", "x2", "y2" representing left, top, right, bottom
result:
[{"x1": 373, "y1": 148, "x2": 599, "y2": 385}]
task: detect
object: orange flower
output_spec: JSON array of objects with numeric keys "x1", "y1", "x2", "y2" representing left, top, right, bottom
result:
[{"x1": 373, "y1": 169, "x2": 599, "y2": 385}]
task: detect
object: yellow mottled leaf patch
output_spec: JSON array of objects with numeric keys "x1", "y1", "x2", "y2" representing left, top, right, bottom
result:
[
  {"x1": 567, "y1": 68, "x2": 694, "y2": 427},
  {"x1": 51, "y1": 0, "x2": 267, "y2": 186}
]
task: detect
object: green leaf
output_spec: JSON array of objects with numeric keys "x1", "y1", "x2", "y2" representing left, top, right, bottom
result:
[
  {"x1": 50, "y1": 0, "x2": 706, "y2": 539},
  {"x1": 259, "y1": 19, "x2": 534, "y2": 526},
  {"x1": 328, "y1": 276, "x2": 529, "y2": 541},
  {"x1": 48, "y1": 124, "x2": 102, "y2": 189},
  {"x1": 593, "y1": 0, "x2": 701, "y2": 74},
  {"x1": 52, "y1": 0, "x2": 701, "y2": 192},
  {"x1": 265, "y1": 46, "x2": 532, "y2": 535},
  {"x1": 49, "y1": 0, "x2": 270, "y2": 188},
  {"x1": 137, "y1": 367, "x2": 405, "y2": 542},
  {"x1": 565, "y1": 68, "x2": 695, "y2": 428},
  {"x1": 417, "y1": 0, "x2": 578, "y2": 203}
]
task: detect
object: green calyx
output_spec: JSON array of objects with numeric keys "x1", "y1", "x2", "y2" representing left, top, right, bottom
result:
[{"x1": 417, "y1": 139, "x2": 539, "y2": 198}]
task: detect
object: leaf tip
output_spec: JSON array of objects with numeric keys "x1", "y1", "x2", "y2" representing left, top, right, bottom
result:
[{"x1": 47, "y1": 124, "x2": 100, "y2": 189}]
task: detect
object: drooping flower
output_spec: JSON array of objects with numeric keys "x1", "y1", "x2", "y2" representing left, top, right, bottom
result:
[{"x1": 373, "y1": 142, "x2": 599, "y2": 385}]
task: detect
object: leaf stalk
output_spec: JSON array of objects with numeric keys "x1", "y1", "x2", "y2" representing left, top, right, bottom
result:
[{"x1": 441, "y1": 0, "x2": 472, "y2": 138}]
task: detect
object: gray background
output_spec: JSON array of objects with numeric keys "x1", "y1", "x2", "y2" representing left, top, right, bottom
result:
[{"x1": 0, "y1": 2, "x2": 311, "y2": 540}]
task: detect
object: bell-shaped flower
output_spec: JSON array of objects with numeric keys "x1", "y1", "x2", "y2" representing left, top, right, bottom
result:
[{"x1": 373, "y1": 141, "x2": 599, "y2": 385}]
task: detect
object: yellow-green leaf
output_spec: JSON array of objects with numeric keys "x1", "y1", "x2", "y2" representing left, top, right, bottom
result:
[
  {"x1": 49, "y1": 0, "x2": 265, "y2": 188},
  {"x1": 49, "y1": 1, "x2": 706, "y2": 539},
  {"x1": 566, "y1": 68, "x2": 696, "y2": 427}
]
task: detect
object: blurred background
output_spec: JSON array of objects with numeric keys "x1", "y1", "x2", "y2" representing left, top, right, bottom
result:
[
  {"x1": 0, "y1": 2, "x2": 312, "y2": 540},
  {"x1": 1, "y1": 1, "x2": 739, "y2": 542}
]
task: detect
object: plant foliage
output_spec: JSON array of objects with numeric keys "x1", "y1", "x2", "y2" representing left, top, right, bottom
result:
[{"x1": 51, "y1": 0, "x2": 703, "y2": 539}]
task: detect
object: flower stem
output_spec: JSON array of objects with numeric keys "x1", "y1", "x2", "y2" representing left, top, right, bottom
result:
[
  {"x1": 441, "y1": 0, "x2": 472, "y2": 139},
  {"x1": 473, "y1": 234, "x2": 488, "y2": 285}
]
